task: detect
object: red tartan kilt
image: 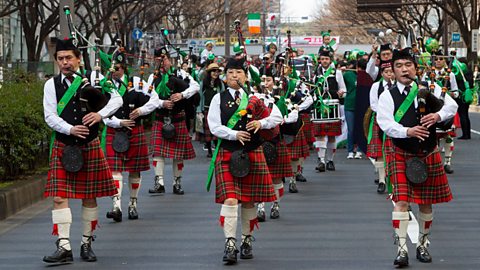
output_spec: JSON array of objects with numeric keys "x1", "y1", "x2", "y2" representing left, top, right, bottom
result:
[
  {"x1": 384, "y1": 138, "x2": 452, "y2": 204},
  {"x1": 196, "y1": 109, "x2": 216, "y2": 143},
  {"x1": 215, "y1": 147, "x2": 276, "y2": 204},
  {"x1": 268, "y1": 141, "x2": 293, "y2": 179},
  {"x1": 366, "y1": 118, "x2": 383, "y2": 159},
  {"x1": 313, "y1": 120, "x2": 342, "y2": 137},
  {"x1": 105, "y1": 125, "x2": 150, "y2": 172},
  {"x1": 286, "y1": 129, "x2": 310, "y2": 159},
  {"x1": 300, "y1": 113, "x2": 315, "y2": 144},
  {"x1": 45, "y1": 138, "x2": 116, "y2": 199},
  {"x1": 150, "y1": 112, "x2": 196, "y2": 160}
]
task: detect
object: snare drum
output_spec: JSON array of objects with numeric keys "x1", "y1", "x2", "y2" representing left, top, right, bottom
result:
[{"x1": 311, "y1": 99, "x2": 341, "y2": 123}]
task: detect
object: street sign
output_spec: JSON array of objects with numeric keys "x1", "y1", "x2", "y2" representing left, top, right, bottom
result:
[
  {"x1": 472, "y1": 29, "x2": 478, "y2": 52},
  {"x1": 452, "y1": 32, "x2": 461, "y2": 42},
  {"x1": 132, "y1": 28, "x2": 143, "y2": 41}
]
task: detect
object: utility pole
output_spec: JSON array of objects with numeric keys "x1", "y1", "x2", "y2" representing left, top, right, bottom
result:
[
  {"x1": 442, "y1": 0, "x2": 448, "y2": 53},
  {"x1": 262, "y1": 0, "x2": 266, "y2": 53},
  {"x1": 224, "y1": 0, "x2": 231, "y2": 57}
]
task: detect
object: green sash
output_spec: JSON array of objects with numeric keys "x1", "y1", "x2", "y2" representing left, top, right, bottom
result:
[
  {"x1": 383, "y1": 82, "x2": 418, "y2": 193},
  {"x1": 205, "y1": 92, "x2": 248, "y2": 191},
  {"x1": 155, "y1": 70, "x2": 172, "y2": 98},
  {"x1": 49, "y1": 75, "x2": 84, "y2": 157}
]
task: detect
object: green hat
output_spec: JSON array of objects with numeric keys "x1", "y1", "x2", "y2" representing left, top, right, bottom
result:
[
  {"x1": 205, "y1": 40, "x2": 214, "y2": 46},
  {"x1": 321, "y1": 30, "x2": 331, "y2": 38},
  {"x1": 233, "y1": 42, "x2": 244, "y2": 55}
]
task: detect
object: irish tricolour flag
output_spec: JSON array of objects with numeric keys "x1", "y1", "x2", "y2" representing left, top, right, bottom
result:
[{"x1": 248, "y1": 13, "x2": 261, "y2": 34}]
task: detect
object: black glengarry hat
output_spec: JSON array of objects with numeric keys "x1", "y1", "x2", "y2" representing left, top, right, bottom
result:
[{"x1": 225, "y1": 57, "x2": 248, "y2": 73}]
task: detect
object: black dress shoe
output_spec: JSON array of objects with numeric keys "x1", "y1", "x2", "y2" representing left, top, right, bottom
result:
[
  {"x1": 326, "y1": 161, "x2": 335, "y2": 171},
  {"x1": 393, "y1": 250, "x2": 409, "y2": 267},
  {"x1": 240, "y1": 235, "x2": 254, "y2": 259},
  {"x1": 43, "y1": 239, "x2": 73, "y2": 264},
  {"x1": 270, "y1": 202, "x2": 280, "y2": 219},
  {"x1": 374, "y1": 178, "x2": 379, "y2": 184},
  {"x1": 207, "y1": 152, "x2": 213, "y2": 158},
  {"x1": 173, "y1": 183, "x2": 185, "y2": 195},
  {"x1": 289, "y1": 182, "x2": 298, "y2": 193},
  {"x1": 106, "y1": 208, "x2": 122, "y2": 222},
  {"x1": 80, "y1": 236, "x2": 97, "y2": 262},
  {"x1": 458, "y1": 136, "x2": 470, "y2": 140},
  {"x1": 444, "y1": 164, "x2": 454, "y2": 174},
  {"x1": 148, "y1": 176, "x2": 165, "y2": 194},
  {"x1": 223, "y1": 238, "x2": 238, "y2": 264},
  {"x1": 377, "y1": 182, "x2": 386, "y2": 193},
  {"x1": 128, "y1": 205, "x2": 138, "y2": 220},
  {"x1": 257, "y1": 204, "x2": 266, "y2": 222},
  {"x1": 296, "y1": 173, "x2": 307, "y2": 182},
  {"x1": 416, "y1": 246, "x2": 432, "y2": 263},
  {"x1": 316, "y1": 161, "x2": 326, "y2": 172}
]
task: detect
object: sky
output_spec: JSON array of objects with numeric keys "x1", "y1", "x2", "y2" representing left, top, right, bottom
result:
[{"x1": 282, "y1": 0, "x2": 327, "y2": 22}]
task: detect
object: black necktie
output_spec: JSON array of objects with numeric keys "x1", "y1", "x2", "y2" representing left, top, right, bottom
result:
[
  {"x1": 234, "y1": 90, "x2": 241, "y2": 105},
  {"x1": 403, "y1": 86, "x2": 411, "y2": 96},
  {"x1": 387, "y1": 81, "x2": 392, "y2": 89}
]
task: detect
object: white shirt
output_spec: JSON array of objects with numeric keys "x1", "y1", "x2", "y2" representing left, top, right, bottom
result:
[
  {"x1": 103, "y1": 76, "x2": 161, "y2": 128},
  {"x1": 369, "y1": 79, "x2": 392, "y2": 112},
  {"x1": 208, "y1": 87, "x2": 283, "y2": 141},
  {"x1": 200, "y1": 49, "x2": 213, "y2": 64},
  {"x1": 366, "y1": 56, "x2": 379, "y2": 80},
  {"x1": 421, "y1": 68, "x2": 458, "y2": 91},
  {"x1": 43, "y1": 70, "x2": 122, "y2": 135},
  {"x1": 377, "y1": 81, "x2": 458, "y2": 139}
]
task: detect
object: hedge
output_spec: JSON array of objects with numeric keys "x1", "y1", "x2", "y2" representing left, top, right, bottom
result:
[{"x1": 0, "y1": 69, "x2": 50, "y2": 179}]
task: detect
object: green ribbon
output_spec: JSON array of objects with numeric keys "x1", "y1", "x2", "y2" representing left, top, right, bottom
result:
[
  {"x1": 205, "y1": 92, "x2": 248, "y2": 191},
  {"x1": 367, "y1": 111, "x2": 376, "y2": 144},
  {"x1": 49, "y1": 75, "x2": 84, "y2": 157}
]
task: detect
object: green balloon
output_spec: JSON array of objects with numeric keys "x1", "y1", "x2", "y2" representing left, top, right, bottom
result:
[
  {"x1": 425, "y1": 38, "x2": 440, "y2": 53},
  {"x1": 418, "y1": 52, "x2": 431, "y2": 66},
  {"x1": 348, "y1": 49, "x2": 359, "y2": 61}
]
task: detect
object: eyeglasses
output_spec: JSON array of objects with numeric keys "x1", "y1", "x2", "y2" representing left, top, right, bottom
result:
[
  {"x1": 212, "y1": 69, "x2": 221, "y2": 73},
  {"x1": 114, "y1": 66, "x2": 121, "y2": 71}
]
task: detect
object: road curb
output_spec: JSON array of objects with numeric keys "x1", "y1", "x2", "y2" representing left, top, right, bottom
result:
[
  {"x1": 0, "y1": 177, "x2": 46, "y2": 221},
  {"x1": 469, "y1": 105, "x2": 480, "y2": 113}
]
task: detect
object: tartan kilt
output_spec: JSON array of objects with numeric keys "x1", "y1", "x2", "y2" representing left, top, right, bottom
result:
[
  {"x1": 215, "y1": 147, "x2": 276, "y2": 204},
  {"x1": 45, "y1": 138, "x2": 116, "y2": 199},
  {"x1": 313, "y1": 120, "x2": 342, "y2": 137},
  {"x1": 300, "y1": 113, "x2": 315, "y2": 144},
  {"x1": 384, "y1": 138, "x2": 452, "y2": 204},
  {"x1": 150, "y1": 112, "x2": 196, "y2": 160},
  {"x1": 268, "y1": 140, "x2": 293, "y2": 179},
  {"x1": 366, "y1": 117, "x2": 383, "y2": 159},
  {"x1": 105, "y1": 125, "x2": 150, "y2": 173},
  {"x1": 286, "y1": 129, "x2": 310, "y2": 159},
  {"x1": 196, "y1": 109, "x2": 216, "y2": 143}
]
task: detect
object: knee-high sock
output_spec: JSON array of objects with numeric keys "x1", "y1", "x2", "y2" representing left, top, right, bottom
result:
[
  {"x1": 417, "y1": 212, "x2": 433, "y2": 248},
  {"x1": 316, "y1": 139, "x2": 327, "y2": 162},
  {"x1": 290, "y1": 159, "x2": 300, "y2": 182},
  {"x1": 112, "y1": 172, "x2": 123, "y2": 210},
  {"x1": 375, "y1": 160, "x2": 386, "y2": 184},
  {"x1": 153, "y1": 157, "x2": 165, "y2": 186},
  {"x1": 392, "y1": 211, "x2": 410, "y2": 253},
  {"x1": 81, "y1": 206, "x2": 98, "y2": 245},
  {"x1": 274, "y1": 183, "x2": 284, "y2": 202},
  {"x1": 51, "y1": 208, "x2": 72, "y2": 251},
  {"x1": 173, "y1": 159, "x2": 184, "y2": 184},
  {"x1": 220, "y1": 204, "x2": 238, "y2": 239},
  {"x1": 128, "y1": 173, "x2": 141, "y2": 206},
  {"x1": 241, "y1": 206, "x2": 258, "y2": 239},
  {"x1": 326, "y1": 140, "x2": 336, "y2": 162},
  {"x1": 444, "y1": 139, "x2": 454, "y2": 165}
]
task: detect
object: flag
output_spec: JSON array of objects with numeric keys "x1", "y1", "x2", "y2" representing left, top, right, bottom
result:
[{"x1": 248, "y1": 13, "x2": 261, "y2": 34}]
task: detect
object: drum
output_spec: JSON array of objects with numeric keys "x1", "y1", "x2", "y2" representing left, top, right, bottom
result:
[{"x1": 311, "y1": 99, "x2": 341, "y2": 123}]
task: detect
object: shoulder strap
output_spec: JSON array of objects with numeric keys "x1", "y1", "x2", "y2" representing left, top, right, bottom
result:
[{"x1": 394, "y1": 82, "x2": 418, "y2": 123}]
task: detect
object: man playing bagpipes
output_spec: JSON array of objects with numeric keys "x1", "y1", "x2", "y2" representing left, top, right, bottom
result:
[
  {"x1": 421, "y1": 50, "x2": 459, "y2": 174},
  {"x1": 43, "y1": 38, "x2": 123, "y2": 263},
  {"x1": 206, "y1": 57, "x2": 282, "y2": 264},
  {"x1": 148, "y1": 47, "x2": 200, "y2": 195},
  {"x1": 377, "y1": 48, "x2": 457, "y2": 267},
  {"x1": 313, "y1": 50, "x2": 347, "y2": 172},
  {"x1": 366, "y1": 60, "x2": 394, "y2": 194},
  {"x1": 103, "y1": 52, "x2": 161, "y2": 222},
  {"x1": 255, "y1": 69, "x2": 297, "y2": 221},
  {"x1": 367, "y1": 43, "x2": 394, "y2": 81}
]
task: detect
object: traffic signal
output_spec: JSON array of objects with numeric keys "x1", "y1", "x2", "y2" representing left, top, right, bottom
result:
[
  {"x1": 245, "y1": 39, "x2": 259, "y2": 44},
  {"x1": 161, "y1": 29, "x2": 177, "y2": 36}
]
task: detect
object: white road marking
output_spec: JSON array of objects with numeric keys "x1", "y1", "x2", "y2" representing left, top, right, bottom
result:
[{"x1": 471, "y1": 129, "x2": 480, "y2": 135}]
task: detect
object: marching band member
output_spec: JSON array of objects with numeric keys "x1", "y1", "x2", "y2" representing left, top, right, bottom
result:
[
  {"x1": 377, "y1": 48, "x2": 457, "y2": 267},
  {"x1": 367, "y1": 43, "x2": 393, "y2": 81},
  {"x1": 148, "y1": 47, "x2": 200, "y2": 195},
  {"x1": 104, "y1": 53, "x2": 160, "y2": 222},
  {"x1": 42, "y1": 38, "x2": 122, "y2": 263},
  {"x1": 207, "y1": 57, "x2": 281, "y2": 264}
]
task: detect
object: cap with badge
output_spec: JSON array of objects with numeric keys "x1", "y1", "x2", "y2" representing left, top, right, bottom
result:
[
  {"x1": 55, "y1": 38, "x2": 79, "y2": 54},
  {"x1": 392, "y1": 47, "x2": 416, "y2": 65},
  {"x1": 225, "y1": 57, "x2": 247, "y2": 73}
]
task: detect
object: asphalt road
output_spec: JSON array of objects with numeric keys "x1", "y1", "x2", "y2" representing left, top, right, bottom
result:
[{"x1": 0, "y1": 113, "x2": 479, "y2": 270}]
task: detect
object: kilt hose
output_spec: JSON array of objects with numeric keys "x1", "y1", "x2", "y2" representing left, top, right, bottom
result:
[
  {"x1": 384, "y1": 138, "x2": 452, "y2": 204},
  {"x1": 215, "y1": 147, "x2": 276, "y2": 204},
  {"x1": 313, "y1": 120, "x2": 342, "y2": 137},
  {"x1": 268, "y1": 140, "x2": 294, "y2": 179},
  {"x1": 106, "y1": 125, "x2": 150, "y2": 173},
  {"x1": 150, "y1": 112, "x2": 196, "y2": 160},
  {"x1": 286, "y1": 129, "x2": 310, "y2": 159},
  {"x1": 196, "y1": 109, "x2": 216, "y2": 143},
  {"x1": 300, "y1": 113, "x2": 315, "y2": 144},
  {"x1": 366, "y1": 117, "x2": 383, "y2": 159},
  {"x1": 45, "y1": 138, "x2": 116, "y2": 199}
]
